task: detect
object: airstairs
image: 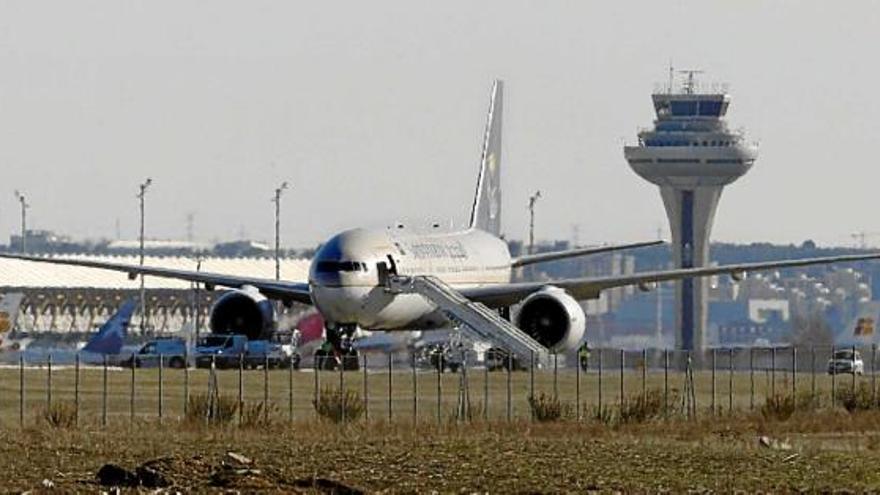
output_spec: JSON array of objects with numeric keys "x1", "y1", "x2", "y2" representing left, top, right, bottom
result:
[{"x1": 387, "y1": 275, "x2": 551, "y2": 367}]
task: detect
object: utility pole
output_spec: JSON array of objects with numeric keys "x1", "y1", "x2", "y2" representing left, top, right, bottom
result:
[
  {"x1": 527, "y1": 190, "x2": 541, "y2": 255},
  {"x1": 137, "y1": 178, "x2": 152, "y2": 335},
  {"x1": 192, "y1": 254, "x2": 203, "y2": 344},
  {"x1": 272, "y1": 181, "x2": 289, "y2": 281},
  {"x1": 13, "y1": 191, "x2": 29, "y2": 254}
]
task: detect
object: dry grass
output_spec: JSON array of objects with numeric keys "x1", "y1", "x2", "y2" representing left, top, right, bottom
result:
[
  {"x1": 4, "y1": 412, "x2": 880, "y2": 492},
  {"x1": 313, "y1": 386, "x2": 365, "y2": 423}
]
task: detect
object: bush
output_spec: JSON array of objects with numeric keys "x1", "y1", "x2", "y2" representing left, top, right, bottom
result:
[
  {"x1": 313, "y1": 386, "x2": 365, "y2": 423},
  {"x1": 528, "y1": 393, "x2": 573, "y2": 422},
  {"x1": 240, "y1": 401, "x2": 279, "y2": 428},
  {"x1": 619, "y1": 390, "x2": 665, "y2": 424},
  {"x1": 761, "y1": 393, "x2": 796, "y2": 421},
  {"x1": 40, "y1": 401, "x2": 77, "y2": 429},
  {"x1": 186, "y1": 393, "x2": 238, "y2": 425},
  {"x1": 836, "y1": 383, "x2": 876, "y2": 412}
]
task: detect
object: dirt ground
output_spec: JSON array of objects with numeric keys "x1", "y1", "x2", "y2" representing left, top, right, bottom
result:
[{"x1": 5, "y1": 411, "x2": 880, "y2": 493}]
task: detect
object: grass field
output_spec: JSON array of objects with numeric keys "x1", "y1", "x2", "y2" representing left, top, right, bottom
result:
[
  {"x1": 0, "y1": 363, "x2": 871, "y2": 426},
  {"x1": 2, "y1": 365, "x2": 880, "y2": 491}
]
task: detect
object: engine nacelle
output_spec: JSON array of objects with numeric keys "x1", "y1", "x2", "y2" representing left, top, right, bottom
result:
[
  {"x1": 514, "y1": 286, "x2": 586, "y2": 352},
  {"x1": 209, "y1": 286, "x2": 275, "y2": 340}
]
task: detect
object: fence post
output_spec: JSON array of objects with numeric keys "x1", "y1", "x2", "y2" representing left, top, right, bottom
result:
[
  {"x1": 264, "y1": 354, "x2": 270, "y2": 423},
  {"x1": 711, "y1": 348, "x2": 716, "y2": 415},
  {"x1": 529, "y1": 350, "x2": 536, "y2": 402},
  {"x1": 483, "y1": 357, "x2": 489, "y2": 421},
  {"x1": 749, "y1": 347, "x2": 755, "y2": 410},
  {"x1": 438, "y1": 354, "x2": 444, "y2": 424},
  {"x1": 47, "y1": 354, "x2": 52, "y2": 411},
  {"x1": 238, "y1": 354, "x2": 244, "y2": 426},
  {"x1": 576, "y1": 350, "x2": 581, "y2": 422},
  {"x1": 811, "y1": 345, "x2": 816, "y2": 399},
  {"x1": 412, "y1": 354, "x2": 418, "y2": 424},
  {"x1": 313, "y1": 354, "x2": 320, "y2": 420},
  {"x1": 792, "y1": 346, "x2": 797, "y2": 398},
  {"x1": 184, "y1": 349, "x2": 190, "y2": 417},
  {"x1": 74, "y1": 353, "x2": 80, "y2": 427},
  {"x1": 363, "y1": 354, "x2": 369, "y2": 422},
  {"x1": 728, "y1": 348, "x2": 734, "y2": 413},
  {"x1": 387, "y1": 352, "x2": 393, "y2": 422},
  {"x1": 619, "y1": 349, "x2": 625, "y2": 405},
  {"x1": 831, "y1": 345, "x2": 836, "y2": 407},
  {"x1": 641, "y1": 348, "x2": 647, "y2": 404},
  {"x1": 663, "y1": 349, "x2": 669, "y2": 416},
  {"x1": 528, "y1": 350, "x2": 536, "y2": 420},
  {"x1": 873, "y1": 344, "x2": 877, "y2": 405},
  {"x1": 102, "y1": 354, "x2": 108, "y2": 427},
  {"x1": 19, "y1": 355, "x2": 25, "y2": 427},
  {"x1": 340, "y1": 354, "x2": 345, "y2": 424},
  {"x1": 158, "y1": 354, "x2": 164, "y2": 423},
  {"x1": 770, "y1": 347, "x2": 776, "y2": 397},
  {"x1": 597, "y1": 348, "x2": 603, "y2": 415},
  {"x1": 852, "y1": 345, "x2": 857, "y2": 394},
  {"x1": 288, "y1": 355, "x2": 294, "y2": 423},
  {"x1": 553, "y1": 352, "x2": 559, "y2": 400},
  {"x1": 506, "y1": 351, "x2": 512, "y2": 422},
  {"x1": 130, "y1": 352, "x2": 136, "y2": 423}
]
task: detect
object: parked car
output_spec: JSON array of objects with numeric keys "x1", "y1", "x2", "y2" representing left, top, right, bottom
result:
[
  {"x1": 195, "y1": 334, "x2": 248, "y2": 368},
  {"x1": 245, "y1": 339, "x2": 296, "y2": 369},
  {"x1": 123, "y1": 338, "x2": 188, "y2": 368},
  {"x1": 484, "y1": 347, "x2": 526, "y2": 372},
  {"x1": 410, "y1": 343, "x2": 463, "y2": 373},
  {"x1": 827, "y1": 349, "x2": 864, "y2": 375}
]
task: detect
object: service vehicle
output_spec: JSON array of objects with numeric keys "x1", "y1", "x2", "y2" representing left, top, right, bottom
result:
[{"x1": 827, "y1": 348, "x2": 865, "y2": 375}]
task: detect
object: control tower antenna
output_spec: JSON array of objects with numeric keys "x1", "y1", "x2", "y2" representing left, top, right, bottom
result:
[{"x1": 678, "y1": 69, "x2": 704, "y2": 94}]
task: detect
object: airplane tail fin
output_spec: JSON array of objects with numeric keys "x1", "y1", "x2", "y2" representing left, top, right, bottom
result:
[
  {"x1": 0, "y1": 293, "x2": 24, "y2": 335},
  {"x1": 83, "y1": 298, "x2": 137, "y2": 355},
  {"x1": 468, "y1": 79, "x2": 503, "y2": 236}
]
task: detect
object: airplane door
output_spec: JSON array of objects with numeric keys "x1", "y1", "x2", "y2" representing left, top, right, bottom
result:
[{"x1": 386, "y1": 255, "x2": 399, "y2": 276}]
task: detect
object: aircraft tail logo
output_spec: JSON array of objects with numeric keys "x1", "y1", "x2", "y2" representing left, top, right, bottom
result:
[
  {"x1": 469, "y1": 79, "x2": 503, "y2": 236},
  {"x1": 83, "y1": 298, "x2": 137, "y2": 355}
]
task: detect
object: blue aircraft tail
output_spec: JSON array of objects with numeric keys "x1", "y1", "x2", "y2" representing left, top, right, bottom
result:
[{"x1": 83, "y1": 299, "x2": 137, "y2": 355}]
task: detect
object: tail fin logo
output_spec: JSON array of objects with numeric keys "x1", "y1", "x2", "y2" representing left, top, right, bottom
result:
[{"x1": 487, "y1": 153, "x2": 500, "y2": 220}]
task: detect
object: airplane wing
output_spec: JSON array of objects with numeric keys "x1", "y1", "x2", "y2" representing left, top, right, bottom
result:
[
  {"x1": 0, "y1": 253, "x2": 313, "y2": 304},
  {"x1": 462, "y1": 253, "x2": 880, "y2": 308},
  {"x1": 510, "y1": 240, "x2": 663, "y2": 268}
]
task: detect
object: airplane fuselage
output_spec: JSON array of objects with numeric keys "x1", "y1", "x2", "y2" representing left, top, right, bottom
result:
[{"x1": 308, "y1": 227, "x2": 511, "y2": 330}]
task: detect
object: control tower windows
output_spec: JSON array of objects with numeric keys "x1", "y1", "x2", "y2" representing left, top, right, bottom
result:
[
  {"x1": 698, "y1": 100, "x2": 723, "y2": 116},
  {"x1": 670, "y1": 100, "x2": 698, "y2": 116}
]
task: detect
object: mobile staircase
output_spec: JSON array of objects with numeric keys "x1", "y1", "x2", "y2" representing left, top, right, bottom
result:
[{"x1": 387, "y1": 275, "x2": 551, "y2": 367}]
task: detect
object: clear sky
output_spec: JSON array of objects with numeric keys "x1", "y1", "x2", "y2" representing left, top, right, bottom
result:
[{"x1": 1, "y1": 1, "x2": 877, "y2": 249}]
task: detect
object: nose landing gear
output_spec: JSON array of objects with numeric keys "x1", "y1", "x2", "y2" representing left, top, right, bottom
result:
[{"x1": 314, "y1": 323, "x2": 360, "y2": 371}]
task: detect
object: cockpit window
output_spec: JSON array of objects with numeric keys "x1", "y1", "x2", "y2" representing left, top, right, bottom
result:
[{"x1": 316, "y1": 261, "x2": 367, "y2": 273}]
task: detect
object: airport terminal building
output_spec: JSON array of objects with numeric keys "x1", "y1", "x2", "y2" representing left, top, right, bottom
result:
[{"x1": 0, "y1": 255, "x2": 310, "y2": 334}]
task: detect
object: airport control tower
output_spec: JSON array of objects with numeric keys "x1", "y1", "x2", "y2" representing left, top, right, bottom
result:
[{"x1": 624, "y1": 71, "x2": 758, "y2": 352}]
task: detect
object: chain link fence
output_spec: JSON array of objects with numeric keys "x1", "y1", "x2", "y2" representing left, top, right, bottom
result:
[{"x1": 2, "y1": 345, "x2": 876, "y2": 427}]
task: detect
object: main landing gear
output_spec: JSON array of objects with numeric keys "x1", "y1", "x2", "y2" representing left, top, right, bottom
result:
[{"x1": 314, "y1": 323, "x2": 360, "y2": 371}]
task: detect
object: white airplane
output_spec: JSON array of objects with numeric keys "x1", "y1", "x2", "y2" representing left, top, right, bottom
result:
[{"x1": 2, "y1": 80, "x2": 879, "y2": 360}]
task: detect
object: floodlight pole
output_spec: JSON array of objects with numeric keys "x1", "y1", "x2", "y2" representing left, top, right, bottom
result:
[
  {"x1": 137, "y1": 178, "x2": 152, "y2": 336},
  {"x1": 527, "y1": 190, "x2": 541, "y2": 256},
  {"x1": 13, "y1": 191, "x2": 29, "y2": 254},
  {"x1": 273, "y1": 181, "x2": 289, "y2": 281},
  {"x1": 193, "y1": 254, "x2": 203, "y2": 344}
]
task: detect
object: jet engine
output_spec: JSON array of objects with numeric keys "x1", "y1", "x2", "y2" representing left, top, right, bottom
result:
[
  {"x1": 514, "y1": 286, "x2": 586, "y2": 352},
  {"x1": 209, "y1": 286, "x2": 275, "y2": 340}
]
